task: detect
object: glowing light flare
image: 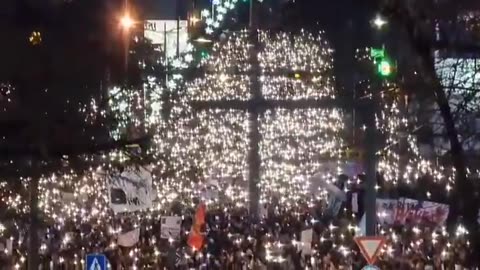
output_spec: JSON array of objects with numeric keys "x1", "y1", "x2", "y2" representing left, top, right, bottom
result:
[
  {"x1": 120, "y1": 14, "x2": 135, "y2": 30},
  {"x1": 373, "y1": 14, "x2": 388, "y2": 29}
]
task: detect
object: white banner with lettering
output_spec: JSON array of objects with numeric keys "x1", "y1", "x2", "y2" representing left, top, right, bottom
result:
[
  {"x1": 376, "y1": 198, "x2": 449, "y2": 226},
  {"x1": 108, "y1": 166, "x2": 154, "y2": 213}
]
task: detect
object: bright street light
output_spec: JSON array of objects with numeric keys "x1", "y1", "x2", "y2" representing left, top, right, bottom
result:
[
  {"x1": 120, "y1": 14, "x2": 135, "y2": 30},
  {"x1": 189, "y1": 15, "x2": 200, "y2": 26},
  {"x1": 373, "y1": 15, "x2": 387, "y2": 29},
  {"x1": 194, "y1": 37, "x2": 213, "y2": 44}
]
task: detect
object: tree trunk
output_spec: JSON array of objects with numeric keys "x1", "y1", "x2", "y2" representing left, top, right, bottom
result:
[
  {"x1": 417, "y1": 49, "x2": 477, "y2": 231},
  {"x1": 381, "y1": 0, "x2": 479, "y2": 258},
  {"x1": 415, "y1": 37, "x2": 479, "y2": 263}
]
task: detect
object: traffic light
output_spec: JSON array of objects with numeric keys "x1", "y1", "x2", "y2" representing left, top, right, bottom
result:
[
  {"x1": 378, "y1": 59, "x2": 393, "y2": 77},
  {"x1": 200, "y1": 49, "x2": 210, "y2": 60},
  {"x1": 370, "y1": 47, "x2": 395, "y2": 78},
  {"x1": 370, "y1": 48, "x2": 385, "y2": 59}
]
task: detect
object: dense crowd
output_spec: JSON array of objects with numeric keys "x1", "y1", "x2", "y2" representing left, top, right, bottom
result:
[
  {"x1": 0, "y1": 175, "x2": 478, "y2": 270},
  {"x1": 0, "y1": 209, "x2": 477, "y2": 269}
]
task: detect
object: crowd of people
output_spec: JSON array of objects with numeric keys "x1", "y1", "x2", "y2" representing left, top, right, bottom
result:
[
  {"x1": 0, "y1": 208, "x2": 477, "y2": 269},
  {"x1": 0, "y1": 175, "x2": 478, "y2": 270}
]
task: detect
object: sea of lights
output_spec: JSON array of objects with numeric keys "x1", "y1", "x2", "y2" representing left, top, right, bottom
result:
[
  {"x1": 259, "y1": 108, "x2": 345, "y2": 205},
  {"x1": 181, "y1": 31, "x2": 345, "y2": 206},
  {"x1": 0, "y1": 31, "x2": 473, "y2": 268},
  {"x1": 154, "y1": 107, "x2": 250, "y2": 208},
  {"x1": 259, "y1": 31, "x2": 335, "y2": 100}
]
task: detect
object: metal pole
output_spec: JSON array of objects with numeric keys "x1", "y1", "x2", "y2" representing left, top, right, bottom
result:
[
  {"x1": 248, "y1": 105, "x2": 261, "y2": 219},
  {"x1": 248, "y1": 0, "x2": 260, "y2": 219},
  {"x1": 123, "y1": 0, "x2": 129, "y2": 71},
  {"x1": 176, "y1": 0, "x2": 180, "y2": 57},
  {"x1": 249, "y1": 0, "x2": 255, "y2": 28},
  {"x1": 28, "y1": 162, "x2": 40, "y2": 270},
  {"x1": 164, "y1": 23, "x2": 168, "y2": 82},
  {"x1": 177, "y1": 18, "x2": 180, "y2": 57},
  {"x1": 364, "y1": 99, "x2": 377, "y2": 236}
]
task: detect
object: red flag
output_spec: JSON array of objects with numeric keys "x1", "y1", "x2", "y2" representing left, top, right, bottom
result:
[{"x1": 188, "y1": 203, "x2": 206, "y2": 251}]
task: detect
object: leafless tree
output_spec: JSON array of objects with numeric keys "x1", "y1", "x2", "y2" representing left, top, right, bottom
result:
[{"x1": 378, "y1": 0, "x2": 480, "y2": 254}]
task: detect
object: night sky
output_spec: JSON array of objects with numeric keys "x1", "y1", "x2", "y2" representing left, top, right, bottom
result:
[
  {"x1": 0, "y1": 0, "x2": 376, "y2": 94},
  {"x1": 140, "y1": 0, "x2": 188, "y2": 20}
]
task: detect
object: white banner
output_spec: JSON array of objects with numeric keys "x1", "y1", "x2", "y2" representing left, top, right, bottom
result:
[
  {"x1": 60, "y1": 192, "x2": 76, "y2": 203},
  {"x1": 160, "y1": 216, "x2": 182, "y2": 239},
  {"x1": 201, "y1": 186, "x2": 219, "y2": 201},
  {"x1": 395, "y1": 198, "x2": 449, "y2": 225},
  {"x1": 108, "y1": 166, "x2": 153, "y2": 213},
  {"x1": 300, "y1": 229, "x2": 313, "y2": 256},
  {"x1": 0, "y1": 239, "x2": 12, "y2": 255},
  {"x1": 376, "y1": 198, "x2": 449, "y2": 226},
  {"x1": 309, "y1": 173, "x2": 347, "y2": 216},
  {"x1": 310, "y1": 173, "x2": 347, "y2": 201},
  {"x1": 352, "y1": 192, "x2": 359, "y2": 213},
  {"x1": 118, "y1": 228, "x2": 140, "y2": 247},
  {"x1": 144, "y1": 20, "x2": 189, "y2": 58},
  {"x1": 376, "y1": 198, "x2": 397, "y2": 225},
  {"x1": 258, "y1": 204, "x2": 269, "y2": 218}
]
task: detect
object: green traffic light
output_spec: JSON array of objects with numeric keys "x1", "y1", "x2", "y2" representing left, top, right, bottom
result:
[
  {"x1": 378, "y1": 59, "x2": 392, "y2": 77},
  {"x1": 201, "y1": 51, "x2": 209, "y2": 59},
  {"x1": 370, "y1": 48, "x2": 385, "y2": 59}
]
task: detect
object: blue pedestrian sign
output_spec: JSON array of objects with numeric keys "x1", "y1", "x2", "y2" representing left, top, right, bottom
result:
[
  {"x1": 86, "y1": 254, "x2": 107, "y2": 270},
  {"x1": 362, "y1": 265, "x2": 380, "y2": 270}
]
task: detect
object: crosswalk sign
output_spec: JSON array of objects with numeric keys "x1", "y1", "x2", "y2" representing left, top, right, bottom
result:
[{"x1": 86, "y1": 254, "x2": 107, "y2": 270}]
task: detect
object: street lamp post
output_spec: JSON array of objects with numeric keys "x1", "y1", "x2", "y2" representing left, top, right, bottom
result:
[
  {"x1": 364, "y1": 99, "x2": 378, "y2": 236},
  {"x1": 120, "y1": 14, "x2": 135, "y2": 30},
  {"x1": 119, "y1": 13, "x2": 135, "y2": 72}
]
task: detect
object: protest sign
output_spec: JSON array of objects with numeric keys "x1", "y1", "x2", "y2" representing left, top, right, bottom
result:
[
  {"x1": 376, "y1": 198, "x2": 397, "y2": 225},
  {"x1": 108, "y1": 166, "x2": 153, "y2": 213},
  {"x1": 161, "y1": 216, "x2": 182, "y2": 239},
  {"x1": 118, "y1": 228, "x2": 140, "y2": 247},
  {"x1": 394, "y1": 198, "x2": 449, "y2": 225},
  {"x1": 375, "y1": 198, "x2": 449, "y2": 226},
  {"x1": 300, "y1": 229, "x2": 313, "y2": 256}
]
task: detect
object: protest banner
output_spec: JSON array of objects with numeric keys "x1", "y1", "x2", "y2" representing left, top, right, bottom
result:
[
  {"x1": 375, "y1": 198, "x2": 449, "y2": 226},
  {"x1": 118, "y1": 228, "x2": 140, "y2": 247},
  {"x1": 376, "y1": 198, "x2": 397, "y2": 225},
  {"x1": 108, "y1": 166, "x2": 153, "y2": 213},
  {"x1": 300, "y1": 229, "x2": 313, "y2": 256},
  {"x1": 394, "y1": 198, "x2": 449, "y2": 225},
  {"x1": 310, "y1": 173, "x2": 347, "y2": 216},
  {"x1": 160, "y1": 216, "x2": 182, "y2": 239}
]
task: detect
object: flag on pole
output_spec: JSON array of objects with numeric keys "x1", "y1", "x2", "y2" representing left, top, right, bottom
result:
[{"x1": 188, "y1": 203, "x2": 206, "y2": 251}]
